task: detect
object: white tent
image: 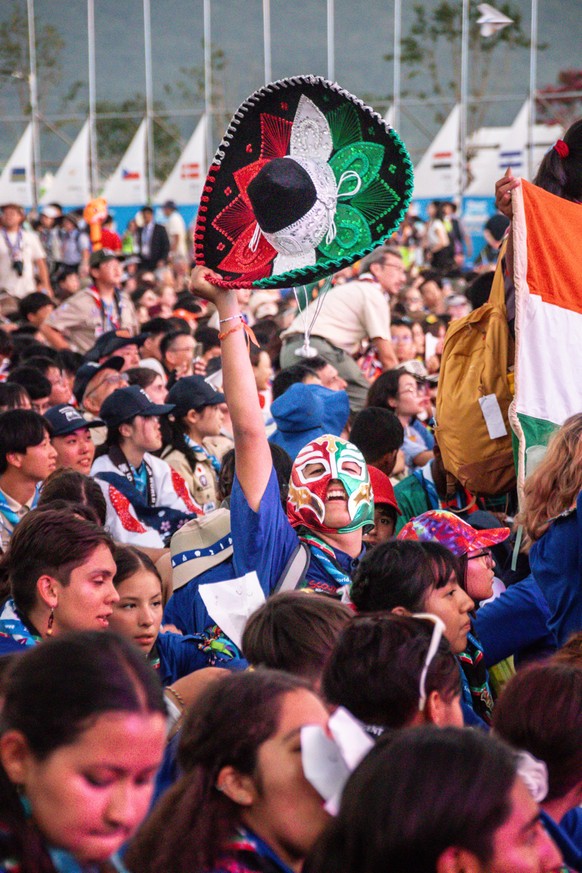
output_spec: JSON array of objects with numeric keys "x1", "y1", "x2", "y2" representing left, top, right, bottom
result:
[
  {"x1": 497, "y1": 100, "x2": 563, "y2": 180},
  {"x1": 412, "y1": 105, "x2": 460, "y2": 200},
  {"x1": 155, "y1": 115, "x2": 207, "y2": 207},
  {"x1": 40, "y1": 121, "x2": 91, "y2": 208},
  {"x1": 0, "y1": 124, "x2": 34, "y2": 208},
  {"x1": 465, "y1": 125, "x2": 509, "y2": 196},
  {"x1": 102, "y1": 120, "x2": 147, "y2": 206}
]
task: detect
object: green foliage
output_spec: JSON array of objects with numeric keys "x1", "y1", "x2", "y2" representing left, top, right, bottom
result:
[{"x1": 0, "y1": 2, "x2": 63, "y2": 113}]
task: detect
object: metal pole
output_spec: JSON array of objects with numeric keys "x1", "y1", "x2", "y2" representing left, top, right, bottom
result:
[
  {"x1": 87, "y1": 0, "x2": 99, "y2": 196},
  {"x1": 459, "y1": 0, "x2": 470, "y2": 199},
  {"x1": 263, "y1": 0, "x2": 272, "y2": 84},
  {"x1": 327, "y1": 0, "x2": 335, "y2": 82},
  {"x1": 393, "y1": 0, "x2": 402, "y2": 130},
  {"x1": 203, "y1": 0, "x2": 213, "y2": 168},
  {"x1": 143, "y1": 0, "x2": 154, "y2": 202},
  {"x1": 528, "y1": 0, "x2": 538, "y2": 179},
  {"x1": 26, "y1": 0, "x2": 40, "y2": 208}
]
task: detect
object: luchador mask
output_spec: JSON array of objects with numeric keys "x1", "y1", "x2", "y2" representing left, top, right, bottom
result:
[{"x1": 287, "y1": 434, "x2": 373, "y2": 534}]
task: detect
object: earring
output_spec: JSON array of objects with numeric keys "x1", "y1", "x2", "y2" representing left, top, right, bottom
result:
[{"x1": 46, "y1": 607, "x2": 55, "y2": 637}]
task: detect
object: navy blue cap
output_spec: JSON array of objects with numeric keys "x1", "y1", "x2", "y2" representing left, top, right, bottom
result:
[
  {"x1": 99, "y1": 385, "x2": 174, "y2": 428},
  {"x1": 73, "y1": 356, "x2": 125, "y2": 403},
  {"x1": 44, "y1": 404, "x2": 104, "y2": 436},
  {"x1": 84, "y1": 330, "x2": 149, "y2": 363},
  {"x1": 167, "y1": 376, "x2": 225, "y2": 417}
]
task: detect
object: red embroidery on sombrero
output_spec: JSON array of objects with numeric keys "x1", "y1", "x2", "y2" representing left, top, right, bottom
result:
[
  {"x1": 218, "y1": 223, "x2": 276, "y2": 274},
  {"x1": 109, "y1": 485, "x2": 147, "y2": 533},
  {"x1": 170, "y1": 468, "x2": 202, "y2": 515}
]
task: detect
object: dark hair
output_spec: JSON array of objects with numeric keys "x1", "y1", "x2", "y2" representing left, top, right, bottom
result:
[
  {"x1": 126, "y1": 670, "x2": 310, "y2": 873},
  {"x1": 6, "y1": 366, "x2": 52, "y2": 402},
  {"x1": 21, "y1": 355, "x2": 61, "y2": 379},
  {"x1": 18, "y1": 292, "x2": 54, "y2": 321},
  {"x1": 34, "y1": 498, "x2": 103, "y2": 526},
  {"x1": 57, "y1": 348, "x2": 83, "y2": 376},
  {"x1": 142, "y1": 316, "x2": 174, "y2": 337},
  {"x1": 0, "y1": 383, "x2": 31, "y2": 413},
  {"x1": 365, "y1": 369, "x2": 403, "y2": 411},
  {"x1": 125, "y1": 366, "x2": 161, "y2": 390},
  {"x1": 429, "y1": 200, "x2": 447, "y2": 220},
  {"x1": 272, "y1": 363, "x2": 319, "y2": 401},
  {"x1": 0, "y1": 631, "x2": 166, "y2": 873},
  {"x1": 350, "y1": 407, "x2": 404, "y2": 462},
  {"x1": 113, "y1": 544, "x2": 161, "y2": 589},
  {"x1": 160, "y1": 330, "x2": 192, "y2": 360},
  {"x1": 0, "y1": 409, "x2": 49, "y2": 474},
  {"x1": 465, "y1": 271, "x2": 494, "y2": 309},
  {"x1": 19, "y1": 343, "x2": 60, "y2": 363},
  {"x1": 0, "y1": 327, "x2": 13, "y2": 359},
  {"x1": 194, "y1": 325, "x2": 220, "y2": 353},
  {"x1": 7, "y1": 509, "x2": 113, "y2": 615},
  {"x1": 552, "y1": 630, "x2": 582, "y2": 667},
  {"x1": 532, "y1": 118, "x2": 582, "y2": 202},
  {"x1": 322, "y1": 614, "x2": 460, "y2": 729},
  {"x1": 38, "y1": 469, "x2": 107, "y2": 525},
  {"x1": 242, "y1": 592, "x2": 352, "y2": 683},
  {"x1": 493, "y1": 662, "x2": 582, "y2": 801},
  {"x1": 308, "y1": 727, "x2": 517, "y2": 873},
  {"x1": 249, "y1": 344, "x2": 268, "y2": 368},
  {"x1": 350, "y1": 540, "x2": 461, "y2": 613}
]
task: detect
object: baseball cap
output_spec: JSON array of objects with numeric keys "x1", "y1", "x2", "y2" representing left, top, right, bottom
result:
[
  {"x1": 99, "y1": 385, "x2": 174, "y2": 428},
  {"x1": 397, "y1": 509, "x2": 510, "y2": 556},
  {"x1": 84, "y1": 329, "x2": 148, "y2": 363},
  {"x1": 368, "y1": 465, "x2": 400, "y2": 514},
  {"x1": 89, "y1": 248, "x2": 124, "y2": 269},
  {"x1": 167, "y1": 376, "x2": 225, "y2": 417},
  {"x1": 44, "y1": 404, "x2": 104, "y2": 436},
  {"x1": 163, "y1": 200, "x2": 176, "y2": 210},
  {"x1": 73, "y1": 356, "x2": 125, "y2": 403}
]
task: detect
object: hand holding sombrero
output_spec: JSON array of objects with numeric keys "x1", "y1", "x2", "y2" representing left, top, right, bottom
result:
[{"x1": 194, "y1": 75, "x2": 414, "y2": 289}]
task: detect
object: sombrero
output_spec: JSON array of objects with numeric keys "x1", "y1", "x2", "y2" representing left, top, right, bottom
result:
[{"x1": 194, "y1": 75, "x2": 414, "y2": 289}]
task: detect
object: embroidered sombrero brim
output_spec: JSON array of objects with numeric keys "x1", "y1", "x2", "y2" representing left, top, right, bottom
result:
[{"x1": 194, "y1": 75, "x2": 414, "y2": 289}]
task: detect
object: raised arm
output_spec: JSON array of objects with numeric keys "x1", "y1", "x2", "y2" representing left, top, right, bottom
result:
[{"x1": 189, "y1": 267, "x2": 272, "y2": 511}]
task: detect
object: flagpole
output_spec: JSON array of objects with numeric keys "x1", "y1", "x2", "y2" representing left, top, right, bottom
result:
[
  {"x1": 143, "y1": 0, "x2": 154, "y2": 202},
  {"x1": 203, "y1": 0, "x2": 213, "y2": 169},
  {"x1": 87, "y1": 0, "x2": 99, "y2": 197},
  {"x1": 528, "y1": 0, "x2": 538, "y2": 179},
  {"x1": 26, "y1": 0, "x2": 40, "y2": 208},
  {"x1": 327, "y1": 0, "x2": 335, "y2": 81},
  {"x1": 459, "y1": 0, "x2": 470, "y2": 200},
  {"x1": 392, "y1": 0, "x2": 401, "y2": 130},
  {"x1": 263, "y1": 0, "x2": 272, "y2": 84}
]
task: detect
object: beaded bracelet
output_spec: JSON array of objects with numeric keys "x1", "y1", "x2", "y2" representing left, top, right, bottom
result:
[
  {"x1": 165, "y1": 685, "x2": 185, "y2": 710},
  {"x1": 218, "y1": 313, "x2": 243, "y2": 325}
]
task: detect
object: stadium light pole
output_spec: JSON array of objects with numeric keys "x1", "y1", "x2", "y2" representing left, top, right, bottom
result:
[
  {"x1": 143, "y1": 0, "x2": 155, "y2": 203},
  {"x1": 26, "y1": 0, "x2": 40, "y2": 208},
  {"x1": 87, "y1": 0, "x2": 99, "y2": 196}
]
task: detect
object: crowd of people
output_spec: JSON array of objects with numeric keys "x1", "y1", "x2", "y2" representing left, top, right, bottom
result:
[{"x1": 0, "y1": 103, "x2": 580, "y2": 873}]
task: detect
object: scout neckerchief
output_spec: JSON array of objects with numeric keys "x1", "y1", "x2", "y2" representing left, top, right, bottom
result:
[
  {"x1": 458, "y1": 630, "x2": 494, "y2": 725},
  {"x1": 0, "y1": 482, "x2": 41, "y2": 531},
  {"x1": 223, "y1": 827, "x2": 295, "y2": 873},
  {"x1": 0, "y1": 598, "x2": 41, "y2": 648},
  {"x1": 297, "y1": 528, "x2": 352, "y2": 591},
  {"x1": 87, "y1": 285, "x2": 124, "y2": 332},
  {"x1": 108, "y1": 445, "x2": 156, "y2": 507},
  {"x1": 184, "y1": 434, "x2": 221, "y2": 475}
]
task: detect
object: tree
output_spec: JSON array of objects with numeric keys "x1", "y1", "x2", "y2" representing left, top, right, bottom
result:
[
  {"x1": 536, "y1": 69, "x2": 582, "y2": 128},
  {"x1": 385, "y1": 1, "x2": 542, "y2": 132},
  {"x1": 0, "y1": 2, "x2": 63, "y2": 113}
]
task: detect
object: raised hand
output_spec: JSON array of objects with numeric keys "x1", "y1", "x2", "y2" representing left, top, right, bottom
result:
[{"x1": 495, "y1": 167, "x2": 520, "y2": 219}]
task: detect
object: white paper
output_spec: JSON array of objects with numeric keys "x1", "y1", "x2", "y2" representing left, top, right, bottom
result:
[
  {"x1": 479, "y1": 393, "x2": 508, "y2": 439},
  {"x1": 198, "y1": 571, "x2": 265, "y2": 650}
]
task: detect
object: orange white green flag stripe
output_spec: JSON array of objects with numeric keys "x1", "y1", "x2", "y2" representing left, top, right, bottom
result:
[{"x1": 509, "y1": 179, "x2": 582, "y2": 493}]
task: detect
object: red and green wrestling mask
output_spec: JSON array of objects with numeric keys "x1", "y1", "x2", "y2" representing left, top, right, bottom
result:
[{"x1": 287, "y1": 434, "x2": 374, "y2": 535}]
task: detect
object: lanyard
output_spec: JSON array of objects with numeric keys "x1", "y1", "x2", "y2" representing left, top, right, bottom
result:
[
  {"x1": 1, "y1": 227, "x2": 23, "y2": 259},
  {"x1": 0, "y1": 484, "x2": 40, "y2": 531},
  {"x1": 108, "y1": 446, "x2": 157, "y2": 507},
  {"x1": 88, "y1": 285, "x2": 123, "y2": 331}
]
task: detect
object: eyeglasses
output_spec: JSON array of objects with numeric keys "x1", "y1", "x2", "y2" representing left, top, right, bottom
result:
[
  {"x1": 85, "y1": 373, "x2": 127, "y2": 397},
  {"x1": 391, "y1": 335, "x2": 413, "y2": 344},
  {"x1": 467, "y1": 548, "x2": 493, "y2": 565},
  {"x1": 397, "y1": 385, "x2": 419, "y2": 395},
  {"x1": 412, "y1": 613, "x2": 446, "y2": 712}
]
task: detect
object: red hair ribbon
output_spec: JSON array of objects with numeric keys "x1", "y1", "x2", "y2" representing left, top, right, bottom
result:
[{"x1": 554, "y1": 139, "x2": 570, "y2": 158}]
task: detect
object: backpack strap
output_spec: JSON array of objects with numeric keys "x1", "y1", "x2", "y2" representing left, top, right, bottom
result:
[{"x1": 273, "y1": 541, "x2": 311, "y2": 593}]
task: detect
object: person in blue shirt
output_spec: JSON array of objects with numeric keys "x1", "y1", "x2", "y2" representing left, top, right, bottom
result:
[
  {"x1": 108, "y1": 544, "x2": 244, "y2": 685},
  {"x1": 188, "y1": 266, "x2": 374, "y2": 599}
]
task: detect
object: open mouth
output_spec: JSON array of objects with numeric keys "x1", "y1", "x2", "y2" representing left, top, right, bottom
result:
[
  {"x1": 326, "y1": 483, "x2": 347, "y2": 501},
  {"x1": 97, "y1": 613, "x2": 112, "y2": 628}
]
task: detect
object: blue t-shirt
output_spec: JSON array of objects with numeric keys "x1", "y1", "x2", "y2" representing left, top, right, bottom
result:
[
  {"x1": 402, "y1": 419, "x2": 435, "y2": 471},
  {"x1": 156, "y1": 630, "x2": 246, "y2": 685},
  {"x1": 529, "y1": 493, "x2": 582, "y2": 646},
  {"x1": 163, "y1": 556, "x2": 238, "y2": 636}
]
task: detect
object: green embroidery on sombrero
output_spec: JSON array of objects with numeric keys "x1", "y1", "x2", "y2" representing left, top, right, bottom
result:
[
  {"x1": 350, "y1": 178, "x2": 398, "y2": 223},
  {"x1": 318, "y1": 204, "x2": 372, "y2": 260},
  {"x1": 330, "y1": 141, "x2": 384, "y2": 191},
  {"x1": 326, "y1": 103, "x2": 362, "y2": 151}
]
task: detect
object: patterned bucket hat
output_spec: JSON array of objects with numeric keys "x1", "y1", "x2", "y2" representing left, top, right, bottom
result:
[
  {"x1": 397, "y1": 509, "x2": 510, "y2": 556},
  {"x1": 194, "y1": 75, "x2": 414, "y2": 289}
]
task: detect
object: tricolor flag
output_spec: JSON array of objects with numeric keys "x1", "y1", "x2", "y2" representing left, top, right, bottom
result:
[
  {"x1": 509, "y1": 179, "x2": 582, "y2": 492},
  {"x1": 432, "y1": 151, "x2": 453, "y2": 170},
  {"x1": 181, "y1": 162, "x2": 200, "y2": 179},
  {"x1": 10, "y1": 167, "x2": 26, "y2": 181},
  {"x1": 122, "y1": 168, "x2": 141, "y2": 180}
]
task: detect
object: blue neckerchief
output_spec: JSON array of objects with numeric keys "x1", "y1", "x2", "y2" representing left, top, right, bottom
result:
[
  {"x1": 0, "y1": 598, "x2": 39, "y2": 648},
  {"x1": 457, "y1": 631, "x2": 493, "y2": 723},
  {"x1": 96, "y1": 471, "x2": 191, "y2": 542},
  {"x1": 412, "y1": 468, "x2": 440, "y2": 510},
  {"x1": 129, "y1": 461, "x2": 148, "y2": 498},
  {"x1": 297, "y1": 530, "x2": 356, "y2": 593},
  {"x1": 0, "y1": 482, "x2": 41, "y2": 531},
  {"x1": 226, "y1": 827, "x2": 295, "y2": 873},
  {"x1": 184, "y1": 434, "x2": 221, "y2": 475}
]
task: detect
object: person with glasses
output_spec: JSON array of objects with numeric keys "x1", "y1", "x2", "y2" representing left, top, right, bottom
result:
[
  {"x1": 367, "y1": 368, "x2": 435, "y2": 473},
  {"x1": 72, "y1": 356, "x2": 127, "y2": 446},
  {"x1": 280, "y1": 246, "x2": 406, "y2": 412},
  {"x1": 390, "y1": 318, "x2": 418, "y2": 364},
  {"x1": 323, "y1": 613, "x2": 463, "y2": 734}
]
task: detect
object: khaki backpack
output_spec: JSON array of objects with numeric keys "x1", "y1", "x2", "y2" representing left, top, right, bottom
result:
[{"x1": 435, "y1": 249, "x2": 516, "y2": 496}]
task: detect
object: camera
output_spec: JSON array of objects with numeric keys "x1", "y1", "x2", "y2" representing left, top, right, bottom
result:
[{"x1": 11, "y1": 260, "x2": 23, "y2": 277}]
